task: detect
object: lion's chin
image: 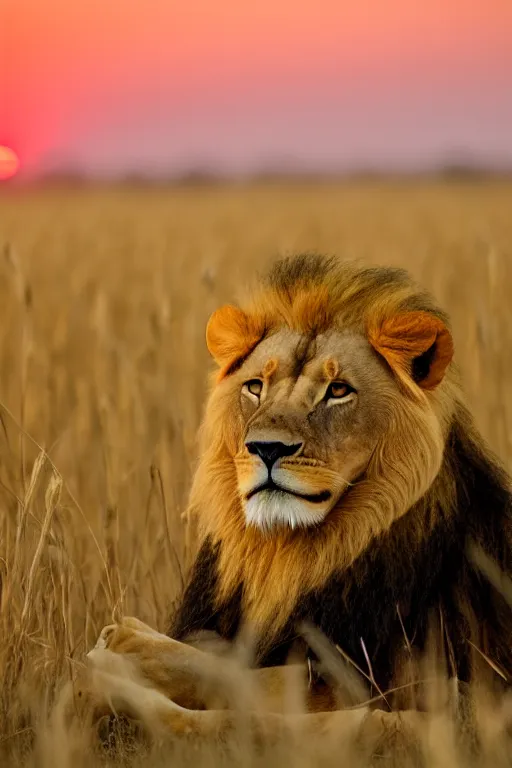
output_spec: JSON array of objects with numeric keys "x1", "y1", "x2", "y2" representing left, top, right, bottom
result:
[{"x1": 244, "y1": 489, "x2": 330, "y2": 531}]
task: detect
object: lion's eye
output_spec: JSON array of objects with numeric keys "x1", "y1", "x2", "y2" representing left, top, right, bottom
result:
[
  {"x1": 325, "y1": 382, "x2": 355, "y2": 402},
  {"x1": 244, "y1": 379, "x2": 263, "y2": 398}
]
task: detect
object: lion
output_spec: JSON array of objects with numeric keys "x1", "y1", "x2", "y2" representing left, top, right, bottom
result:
[{"x1": 81, "y1": 253, "x2": 512, "y2": 751}]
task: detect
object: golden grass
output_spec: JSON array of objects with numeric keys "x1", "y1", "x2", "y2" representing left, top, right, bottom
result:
[{"x1": 0, "y1": 181, "x2": 511, "y2": 765}]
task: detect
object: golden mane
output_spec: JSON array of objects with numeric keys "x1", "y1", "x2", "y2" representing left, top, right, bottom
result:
[{"x1": 186, "y1": 254, "x2": 466, "y2": 641}]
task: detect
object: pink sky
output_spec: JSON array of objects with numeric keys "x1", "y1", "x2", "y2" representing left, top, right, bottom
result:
[{"x1": 2, "y1": 0, "x2": 512, "y2": 177}]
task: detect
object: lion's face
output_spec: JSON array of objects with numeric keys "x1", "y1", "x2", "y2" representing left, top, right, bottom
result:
[
  {"x1": 229, "y1": 328, "x2": 396, "y2": 530},
  {"x1": 202, "y1": 261, "x2": 454, "y2": 537}
]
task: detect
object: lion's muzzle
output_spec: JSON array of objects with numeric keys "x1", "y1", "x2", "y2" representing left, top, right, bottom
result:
[{"x1": 235, "y1": 452, "x2": 345, "y2": 531}]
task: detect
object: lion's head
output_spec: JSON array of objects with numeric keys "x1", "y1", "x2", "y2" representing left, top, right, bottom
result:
[
  {"x1": 188, "y1": 254, "x2": 460, "y2": 629},
  {"x1": 201, "y1": 254, "x2": 454, "y2": 530}
]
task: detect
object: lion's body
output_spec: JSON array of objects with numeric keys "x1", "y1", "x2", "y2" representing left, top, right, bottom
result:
[
  {"x1": 170, "y1": 254, "x2": 512, "y2": 699},
  {"x1": 82, "y1": 254, "x2": 512, "y2": 751}
]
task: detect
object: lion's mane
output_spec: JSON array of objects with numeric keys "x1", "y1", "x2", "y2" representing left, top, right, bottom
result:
[{"x1": 170, "y1": 254, "x2": 512, "y2": 696}]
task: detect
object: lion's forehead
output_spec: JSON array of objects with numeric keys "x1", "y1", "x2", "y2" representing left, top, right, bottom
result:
[{"x1": 245, "y1": 327, "x2": 388, "y2": 384}]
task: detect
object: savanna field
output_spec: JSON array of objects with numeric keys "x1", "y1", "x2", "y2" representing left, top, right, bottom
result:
[{"x1": 0, "y1": 181, "x2": 511, "y2": 766}]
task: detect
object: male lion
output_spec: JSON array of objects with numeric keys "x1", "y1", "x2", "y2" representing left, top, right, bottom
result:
[{"x1": 82, "y1": 254, "x2": 511, "y2": 749}]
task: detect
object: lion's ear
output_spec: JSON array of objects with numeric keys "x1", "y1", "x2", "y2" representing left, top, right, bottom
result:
[
  {"x1": 206, "y1": 305, "x2": 263, "y2": 376},
  {"x1": 368, "y1": 311, "x2": 454, "y2": 391}
]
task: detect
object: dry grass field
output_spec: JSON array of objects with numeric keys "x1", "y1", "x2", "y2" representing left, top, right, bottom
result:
[{"x1": 0, "y1": 180, "x2": 511, "y2": 766}]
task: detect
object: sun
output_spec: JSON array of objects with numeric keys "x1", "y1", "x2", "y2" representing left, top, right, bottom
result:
[{"x1": 0, "y1": 146, "x2": 20, "y2": 180}]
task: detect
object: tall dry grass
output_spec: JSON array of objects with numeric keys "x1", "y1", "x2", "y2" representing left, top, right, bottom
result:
[{"x1": 0, "y1": 181, "x2": 511, "y2": 765}]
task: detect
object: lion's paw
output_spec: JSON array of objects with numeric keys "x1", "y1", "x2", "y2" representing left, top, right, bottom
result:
[{"x1": 91, "y1": 617, "x2": 160, "y2": 657}]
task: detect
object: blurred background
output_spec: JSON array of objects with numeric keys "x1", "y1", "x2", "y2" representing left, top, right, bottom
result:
[{"x1": 2, "y1": 0, "x2": 512, "y2": 181}]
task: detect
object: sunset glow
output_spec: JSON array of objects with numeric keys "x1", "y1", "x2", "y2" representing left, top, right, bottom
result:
[
  {"x1": 0, "y1": 147, "x2": 20, "y2": 180},
  {"x1": 3, "y1": 0, "x2": 512, "y2": 177}
]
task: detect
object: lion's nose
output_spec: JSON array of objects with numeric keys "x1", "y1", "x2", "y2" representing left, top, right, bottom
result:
[{"x1": 245, "y1": 441, "x2": 303, "y2": 469}]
